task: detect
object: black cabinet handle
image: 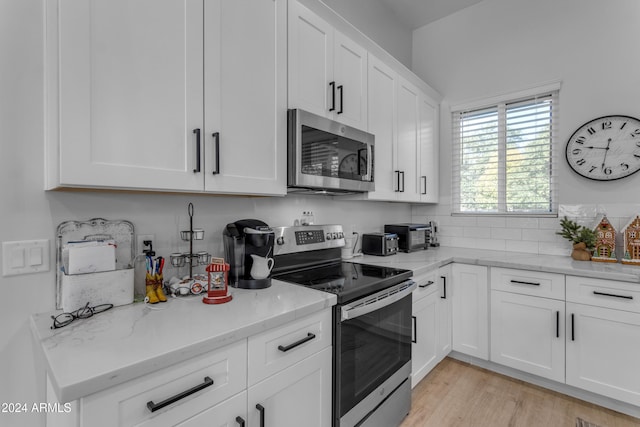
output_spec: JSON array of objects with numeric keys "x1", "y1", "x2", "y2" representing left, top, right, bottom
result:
[
  {"x1": 394, "y1": 171, "x2": 401, "y2": 192},
  {"x1": 337, "y1": 85, "x2": 343, "y2": 114},
  {"x1": 421, "y1": 176, "x2": 427, "y2": 195},
  {"x1": 441, "y1": 276, "x2": 447, "y2": 299},
  {"x1": 329, "y1": 81, "x2": 336, "y2": 112},
  {"x1": 236, "y1": 416, "x2": 245, "y2": 427},
  {"x1": 256, "y1": 404, "x2": 265, "y2": 427},
  {"x1": 419, "y1": 280, "x2": 434, "y2": 288},
  {"x1": 146, "y1": 376, "x2": 213, "y2": 413},
  {"x1": 277, "y1": 332, "x2": 316, "y2": 352},
  {"x1": 593, "y1": 291, "x2": 633, "y2": 300},
  {"x1": 193, "y1": 128, "x2": 201, "y2": 173},
  {"x1": 510, "y1": 280, "x2": 540, "y2": 286},
  {"x1": 412, "y1": 315, "x2": 417, "y2": 343},
  {"x1": 399, "y1": 171, "x2": 405, "y2": 192},
  {"x1": 212, "y1": 132, "x2": 220, "y2": 175},
  {"x1": 556, "y1": 311, "x2": 560, "y2": 338},
  {"x1": 571, "y1": 313, "x2": 575, "y2": 341}
]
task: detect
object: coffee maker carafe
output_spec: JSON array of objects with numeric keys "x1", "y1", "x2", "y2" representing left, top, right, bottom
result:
[{"x1": 223, "y1": 219, "x2": 275, "y2": 289}]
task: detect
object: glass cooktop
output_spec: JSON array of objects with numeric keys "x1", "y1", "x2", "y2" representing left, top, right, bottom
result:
[{"x1": 273, "y1": 261, "x2": 412, "y2": 304}]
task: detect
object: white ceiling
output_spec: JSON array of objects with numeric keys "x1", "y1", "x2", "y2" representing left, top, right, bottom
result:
[{"x1": 378, "y1": 0, "x2": 485, "y2": 29}]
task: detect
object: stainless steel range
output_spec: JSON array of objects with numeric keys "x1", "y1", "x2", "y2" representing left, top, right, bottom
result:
[{"x1": 271, "y1": 225, "x2": 415, "y2": 427}]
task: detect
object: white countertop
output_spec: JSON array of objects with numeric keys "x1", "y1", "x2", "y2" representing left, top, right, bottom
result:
[
  {"x1": 31, "y1": 280, "x2": 336, "y2": 403},
  {"x1": 351, "y1": 246, "x2": 640, "y2": 283},
  {"x1": 32, "y1": 246, "x2": 640, "y2": 404}
]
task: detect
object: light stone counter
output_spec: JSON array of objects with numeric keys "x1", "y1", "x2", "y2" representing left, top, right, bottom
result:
[
  {"x1": 31, "y1": 280, "x2": 336, "y2": 403},
  {"x1": 352, "y1": 246, "x2": 640, "y2": 283}
]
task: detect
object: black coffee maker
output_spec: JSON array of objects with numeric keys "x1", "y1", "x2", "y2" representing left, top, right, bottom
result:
[{"x1": 223, "y1": 219, "x2": 275, "y2": 289}]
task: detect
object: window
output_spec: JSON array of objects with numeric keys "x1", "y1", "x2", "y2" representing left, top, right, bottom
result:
[{"x1": 451, "y1": 87, "x2": 559, "y2": 216}]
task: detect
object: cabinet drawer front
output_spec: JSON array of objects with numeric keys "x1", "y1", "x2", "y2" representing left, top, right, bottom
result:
[
  {"x1": 412, "y1": 270, "x2": 440, "y2": 302},
  {"x1": 248, "y1": 309, "x2": 332, "y2": 386},
  {"x1": 566, "y1": 276, "x2": 640, "y2": 313},
  {"x1": 491, "y1": 267, "x2": 564, "y2": 299},
  {"x1": 81, "y1": 340, "x2": 247, "y2": 427}
]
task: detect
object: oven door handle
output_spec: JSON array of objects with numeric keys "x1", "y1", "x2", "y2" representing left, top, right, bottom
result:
[{"x1": 341, "y1": 280, "x2": 416, "y2": 322}]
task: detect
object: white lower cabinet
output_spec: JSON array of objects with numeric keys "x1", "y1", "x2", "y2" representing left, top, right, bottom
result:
[
  {"x1": 248, "y1": 347, "x2": 332, "y2": 427},
  {"x1": 411, "y1": 267, "x2": 452, "y2": 388},
  {"x1": 566, "y1": 276, "x2": 640, "y2": 406},
  {"x1": 491, "y1": 291, "x2": 565, "y2": 382},
  {"x1": 47, "y1": 309, "x2": 332, "y2": 427},
  {"x1": 451, "y1": 264, "x2": 489, "y2": 360}
]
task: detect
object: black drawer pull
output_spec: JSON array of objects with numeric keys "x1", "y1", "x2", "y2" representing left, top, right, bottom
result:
[
  {"x1": 419, "y1": 280, "x2": 434, "y2": 288},
  {"x1": 256, "y1": 403, "x2": 265, "y2": 427},
  {"x1": 146, "y1": 376, "x2": 213, "y2": 413},
  {"x1": 236, "y1": 416, "x2": 246, "y2": 427},
  {"x1": 277, "y1": 332, "x2": 316, "y2": 352},
  {"x1": 412, "y1": 315, "x2": 417, "y2": 343},
  {"x1": 441, "y1": 276, "x2": 447, "y2": 299},
  {"x1": 510, "y1": 280, "x2": 540, "y2": 286},
  {"x1": 593, "y1": 291, "x2": 633, "y2": 300}
]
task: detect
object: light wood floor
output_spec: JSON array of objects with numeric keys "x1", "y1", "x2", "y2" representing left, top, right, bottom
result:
[{"x1": 400, "y1": 358, "x2": 640, "y2": 427}]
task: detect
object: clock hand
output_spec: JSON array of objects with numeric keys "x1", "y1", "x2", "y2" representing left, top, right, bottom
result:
[{"x1": 601, "y1": 138, "x2": 612, "y2": 170}]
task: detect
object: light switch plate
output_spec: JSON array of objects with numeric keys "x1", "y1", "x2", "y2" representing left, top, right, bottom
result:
[{"x1": 2, "y1": 239, "x2": 50, "y2": 276}]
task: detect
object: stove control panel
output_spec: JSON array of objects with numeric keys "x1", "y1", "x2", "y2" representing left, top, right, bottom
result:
[
  {"x1": 295, "y1": 230, "x2": 325, "y2": 245},
  {"x1": 272, "y1": 224, "x2": 345, "y2": 255}
]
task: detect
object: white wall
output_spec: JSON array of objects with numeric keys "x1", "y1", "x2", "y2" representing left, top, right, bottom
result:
[
  {"x1": 320, "y1": 0, "x2": 412, "y2": 68},
  {"x1": 411, "y1": 0, "x2": 640, "y2": 254},
  {"x1": 0, "y1": 1, "x2": 410, "y2": 426}
]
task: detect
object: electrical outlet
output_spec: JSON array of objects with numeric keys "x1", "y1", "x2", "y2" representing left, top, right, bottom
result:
[{"x1": 136, "y1": 234, "x2": 155, "y2": 255}]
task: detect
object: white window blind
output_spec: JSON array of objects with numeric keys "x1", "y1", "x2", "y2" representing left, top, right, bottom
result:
[{"x1": 452, "y1": 90, "x2": 559, "y2": 216}]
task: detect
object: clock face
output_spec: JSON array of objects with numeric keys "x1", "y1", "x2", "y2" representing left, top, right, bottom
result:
[
  {"x1": 338, "y1": 153, "x2": 366, "y2": 177},
  {"x1": 565, "y1": 115, "x2": 640, "y2": 181}
]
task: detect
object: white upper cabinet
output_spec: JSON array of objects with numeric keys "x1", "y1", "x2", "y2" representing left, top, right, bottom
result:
[
  {"x1": 203, "y1": 0, "x2": 287, "y2": 195},
  {"x1": 288, "y1": 0, "x2": 367, "y2": 130},
  {"x1": 45, "y1": 0, "x2": 286, "y2": 196},
  {"x1": 366, "y1": 55, "x2": 398, "y2": 200},
  {"x1": 418, "y1": 95, "x2": 439, "y2": 203}
]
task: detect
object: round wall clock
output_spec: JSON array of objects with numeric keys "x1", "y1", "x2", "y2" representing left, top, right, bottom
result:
[{"x1": 565, "y1": 115, "x2": 640, "y2": 181}]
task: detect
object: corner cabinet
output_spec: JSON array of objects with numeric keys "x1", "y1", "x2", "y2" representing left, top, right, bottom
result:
[
  {"x1": 288, "y1": 0, "x2": 367, "y2": 130},
  {"x1": 45, "y1": 0, "x2": 286, "y2": 196}
]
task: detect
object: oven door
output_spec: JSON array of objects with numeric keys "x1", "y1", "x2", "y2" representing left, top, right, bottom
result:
[{"x1": 336, "y1": 280, "x2": 415, "y2": 427}]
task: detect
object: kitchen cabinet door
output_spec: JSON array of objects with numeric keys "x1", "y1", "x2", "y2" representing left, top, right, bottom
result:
[
  {"x1": 437, "y1": 266, "x2": 452, "y2": 359},
  {"x1": 412, "y1": 286, "x2": 439, "y2": 387},
  {"x1": 203, "y1": 0, "x2": 286, "y2": 196},
  {"x1": 175, "y1": 391, "x2": 247, "y2": 427},
  {"x1": 288, "y1": 0, "x2": 367, "y2": 130},
  {"x1": 248, "y1": 347, "x2": 332, "y2": 427},
  {"x1": 364, "y1": 54, "x2": 398, "y2": 200},
  {"x1": 332, "y1": 30, "x2": 368, "y2": 129},
  {"x1": 47, "y1": 0, "x2": 204, "y2": 191},
  {"x1": 566, "y1": 303, "x2": 640, "y2": 406},
  {"x1": 451, "y1": 264, "x2": 489, "y2": 360},
  {"x1": 396, "y1": 77, "x2": 421, "y2": 202},
  {"x1": 288, "y1": 0, "x2": 334, "y2": 119},
  {"x1": 418, "y1": 94, "x2": 439, "y2": 203},
  {"x1": 491, "y1": 291, "x2": 565, "y2": 382}
]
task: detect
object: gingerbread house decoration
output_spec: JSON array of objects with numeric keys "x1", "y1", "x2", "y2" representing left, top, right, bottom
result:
[
  {"x1": 592, "y1": 215, "x2": 617, "y2": 263},
  {"x1": 621, "y1": 215, "x2": 640, "y2": 265}
]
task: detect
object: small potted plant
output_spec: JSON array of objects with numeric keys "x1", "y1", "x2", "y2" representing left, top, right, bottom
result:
[{"x1": 556, "y1": 216, "x2": 596, "y2": 261}]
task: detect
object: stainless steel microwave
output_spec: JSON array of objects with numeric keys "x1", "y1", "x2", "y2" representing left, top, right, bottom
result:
[{"x1": 287, "y1": 109, "x2": 375, "y2": 194}]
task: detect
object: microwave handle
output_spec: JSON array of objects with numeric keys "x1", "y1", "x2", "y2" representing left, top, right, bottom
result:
[{"x1": 365, "y1": 144, "x2": 373, "y2": 181}]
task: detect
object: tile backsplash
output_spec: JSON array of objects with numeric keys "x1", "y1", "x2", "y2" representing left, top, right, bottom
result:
[{"x1": 412, "y1": 202, "x2": 640, "y2": 256}]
